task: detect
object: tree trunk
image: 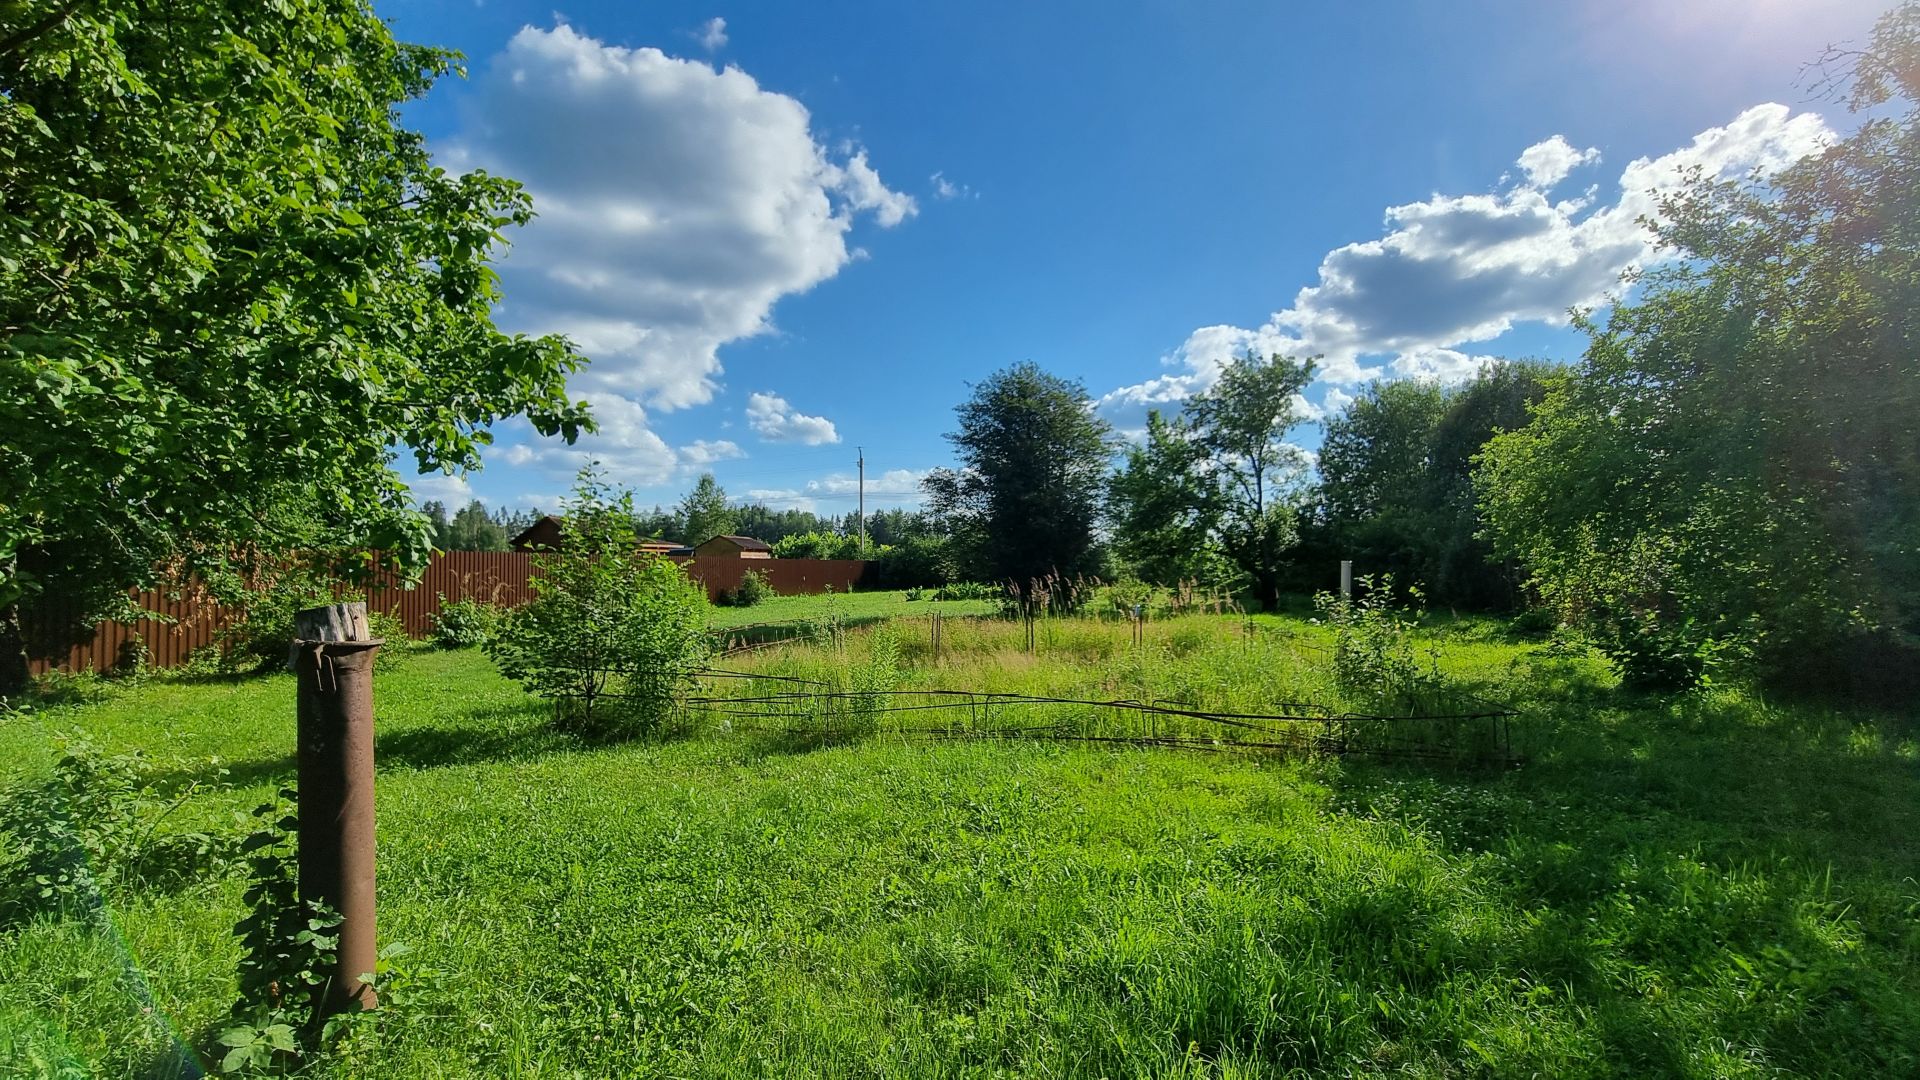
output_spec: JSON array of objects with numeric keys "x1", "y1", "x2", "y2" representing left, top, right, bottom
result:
[
  {"x1": 0, "y1": 602, "x2": 31, "y2": 698},
  {"x1": 1255, "y1": 569, "x2": 1281, "y2": 613}
]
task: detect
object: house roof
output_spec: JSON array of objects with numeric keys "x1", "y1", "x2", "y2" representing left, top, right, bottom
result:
[
  {"x1": 704, "y1": 534, "x2": 772, "y2": 551},
  {"x1": 512, "y1": 518, "x2": 693, "y2": 555},
  {"x1": 508, "y1": 515, "x2": 565, "y2": 550}
]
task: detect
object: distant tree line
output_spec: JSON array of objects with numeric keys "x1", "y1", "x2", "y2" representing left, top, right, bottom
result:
[{"x1": 426, "y1": 475, "x2": 942, "y2": 559}]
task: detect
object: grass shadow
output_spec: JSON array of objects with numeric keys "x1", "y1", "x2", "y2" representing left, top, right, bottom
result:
[
  {"x1": 373, "y1": 705, "x2": 584, "y2": 771},
  {"x1": 1319, "y1": 680, "x2": 1920, "y2": 1074}
]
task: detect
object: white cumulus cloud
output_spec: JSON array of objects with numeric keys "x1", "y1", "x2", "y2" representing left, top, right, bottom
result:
[
  {"x1": 930, "y1": 171, "x2": 975, "y2": 200},
  {"x1": 744, "y1": 468, "x2": 930, "y2": 514},
  {"x1": 1515, "y1": 134, "x2": 1601, "y2": 189},
  {"x1": 680, "y1": 439, "x2": 746, "y2": 467},
  {"x1": 491, "y1": 394, "x2": 749, "y2": 489},
  {"x1": 406, "y1": 471, "x2": 476, "y2": 508},
  {"x1": 746, "y1": 391, "x2": 841, "y2": 445},
  {"x1": 442, "y1": 23, "x2": 915, "y2": 411},
  {"x1": 1099, "y1": 103, "x2": 1832, "y2": 426},
  {"x1": 696, "y1": 16, "x2": 727, "y2": 51}
]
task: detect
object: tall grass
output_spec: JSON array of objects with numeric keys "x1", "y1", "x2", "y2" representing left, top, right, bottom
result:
[{"x1": 696, "y1": 612, "x2": 1510, "y2": 765}]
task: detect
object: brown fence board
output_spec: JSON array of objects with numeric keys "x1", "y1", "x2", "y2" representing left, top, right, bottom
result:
[{"x1": 26, "y1": 553, "x2": 875, "y2": 675}]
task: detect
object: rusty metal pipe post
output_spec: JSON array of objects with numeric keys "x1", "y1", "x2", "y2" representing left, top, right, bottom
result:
[{"x1": 292, "y1": 602, "x2": 382, "y2": 1016}]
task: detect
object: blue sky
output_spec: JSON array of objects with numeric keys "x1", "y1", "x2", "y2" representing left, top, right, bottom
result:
[{"x1": 386, "y1": 0, "x2": 1888, "y2": 518}]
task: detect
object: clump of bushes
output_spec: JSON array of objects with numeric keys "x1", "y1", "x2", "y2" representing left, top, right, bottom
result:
[
  {"x1": 430, "y1": 594, "x2": 502, "y2": 649},
  {"x1": 17, "y1": 667, "x2": 117, "y2": 709},
  {"x1": 213, "y1": 571, "x2": 411, "y2": 674},
  {"x1": 0, "y1": 734, "x2": 228, "y2": 926},
  {"x1": 932, "y1": 581, "x2": 998, "y2": 602},
  {"x1": 1314, "y1": 576, "x2": 1449, "y2": 714},
  {"x1": 874, "y1": 534, "x2": 950, "y2": 588},
  {"x1": 771, "y1": 531, "x2": 872, "y2": 560},
  {"x1": 486, "y1": 471, "x2": 710, "y2": 735},
  {"x1": 718, "y1": 569, "x2": 775, "y2": 608},
  {"x1": 217, "y1": 573, "x2": 339, "y2": 673}
]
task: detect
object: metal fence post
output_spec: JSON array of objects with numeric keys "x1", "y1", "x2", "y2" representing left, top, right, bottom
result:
[{"x1": 292, "y1": 602, "x2": 382, "y2": 1016}]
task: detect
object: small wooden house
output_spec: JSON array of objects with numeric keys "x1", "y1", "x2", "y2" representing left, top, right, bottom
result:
[
  {"x1": 694, "y1": 534, "x2": 774, "y2": 559},
  {"x1": 508, "y1": 515, "x2": 565, "y2": 552},
  {"x1": 510, "y1": 517, "x2": 692, "y2": 557}
]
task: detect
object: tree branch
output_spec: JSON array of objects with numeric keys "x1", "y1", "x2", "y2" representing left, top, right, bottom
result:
[{"x1": 0, "y1": 0, "x2": 90, "y2": 61}]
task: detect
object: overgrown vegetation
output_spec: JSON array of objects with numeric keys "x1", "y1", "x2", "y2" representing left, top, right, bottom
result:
[
  {"x1": 0, "y1": 736, "x2": 227, "y2": 929},
  {"x1": 717, "y1": 569, "x2": 776, "y2": 608},
  {"x1": 215, "y1": 792, "x2": 341, "y2": 1075},
  {"x1": 1474, "y1": 6, "x2": 1920, "y2": 690},
  {"x1": 1315, "y1": 576, "x2": 1448, "y2": 715},
  {"x1": 485, "y1": 472, "x2": 710, "y2": 733},
  {"x1": 2, "y1": 613, "x2": 1915, "y2": 1076},
  {"x1": 428, "y1": 596, "x2": 501, "y2": 650}
]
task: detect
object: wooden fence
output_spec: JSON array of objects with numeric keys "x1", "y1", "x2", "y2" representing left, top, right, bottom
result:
[{"x1": 25, "y1": 552, "x2": 876, "y2": 675}]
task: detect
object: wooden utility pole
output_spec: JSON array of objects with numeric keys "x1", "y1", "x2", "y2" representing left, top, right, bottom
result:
[{"x1": 292, "y1": 602, "x2": 382, "y2": 1016}]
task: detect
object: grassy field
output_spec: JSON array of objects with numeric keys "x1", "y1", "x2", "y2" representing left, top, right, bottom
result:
[
  {"x1": 2, "y1": 604, "x2": 1917, "y2": 1077},
  {"x1": 704, "y1": 587, "x2": 998, "y2": 632}
]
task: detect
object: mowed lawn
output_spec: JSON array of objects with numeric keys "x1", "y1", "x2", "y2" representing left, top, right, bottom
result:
[{"x1": 3, "y1": 614, "x2": 1919, "y2": 1078}]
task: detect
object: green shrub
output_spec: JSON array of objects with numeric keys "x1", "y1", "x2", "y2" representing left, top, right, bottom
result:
[
  {"x1": 841, "y1": 626, "x2": 902, "y2": 737},
  {"x1": 1508, "y1": 606, "x2": 1559, "y2": 639},
  {"x1": 486, "y1": 471, "x2": 711, "y2": 735},
  {"x1": 366, "y1": 610, "x2": 409, "y2": 671},
  {"x1": 720, "y1": 569, "x2": 775, "y2": 608},
  {"x1": 24, "y1": 667, "x2": 116, "y2": 708},
  {"x1": 771, "y1": 531, "x2": 870, "y2": 560},
  {"x1": 0, "y1": 734, "x2": 228, "y2": 926},
  {"x1": 217, "y1": 574, "x2": 337, "y2": 673},
  {"x1": 1103, "y1": 577, "x2": 1158, "y2": 619},
  {"x1": 429, "y1": 595, "x2": 501, "y2": 649},
  {"x1": 933, "y1": 581, "x2": 998, "y2": 602},
  {"x1": 874, "y1": 534, "x2": 950, "y2": 587},
  {"x1": 1314, "y1": 575, "x2": 1447, "y2": 714}
]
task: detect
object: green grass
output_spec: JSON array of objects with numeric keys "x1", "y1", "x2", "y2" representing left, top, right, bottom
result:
[
  {"x1": 3, "y1": 614, "x2": 1918, "y2": 1077},
  {"x1": 705, "y1": 587, "x2": 997, "y2": 631}
]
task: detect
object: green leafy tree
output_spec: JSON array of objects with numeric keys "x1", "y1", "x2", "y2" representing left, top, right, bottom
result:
[
  {"x1": 771, "y1": 531, "x2": 868, "y2": 560},
  {"x1": 1320, "y1": 380, "x2": 1450, "y2": 531},
  {"x1": 1106, "y1": 410, "x2": 1223, "y2": 585},
  {"x1": 732, "y1": 503, "x2": 839, "y2": 545},
  {"x1": 1479, "y1": 2, "x2": 1920, "y2": 688},
  {"x1": 630, "y1": 505, "x2": 681, "y2": 543},
  {"x1": 1186, "y1": 350, "x2": 1317, "y2": 609},
  {"x1": 1319, "y1": 362, "x2": 1548, "y2": 609},
  {"x1": 923, "y1": 362, "x2": 1112, "y2": 604},
  {"x1": 0, "y1": 0, "x2": 591, "y2": 693},
  {"x1": 865, "y1": 508, "x2": 933, "y2": 547},
  {"x1": 874, "y1": 534, "x2": 952, "y2": 588},
  {"x1": 442, "y1": 500, "x2": 510, "y2": 552},
  {"x1": 421, "y1": 501, "x2": 452, "y2": 548},
  {"x1": 486, "y1": 471, "x2": 709, "y2": 732},
  {"x1": 678, "y1": 474, "x2": 735, "y2": 547}
]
